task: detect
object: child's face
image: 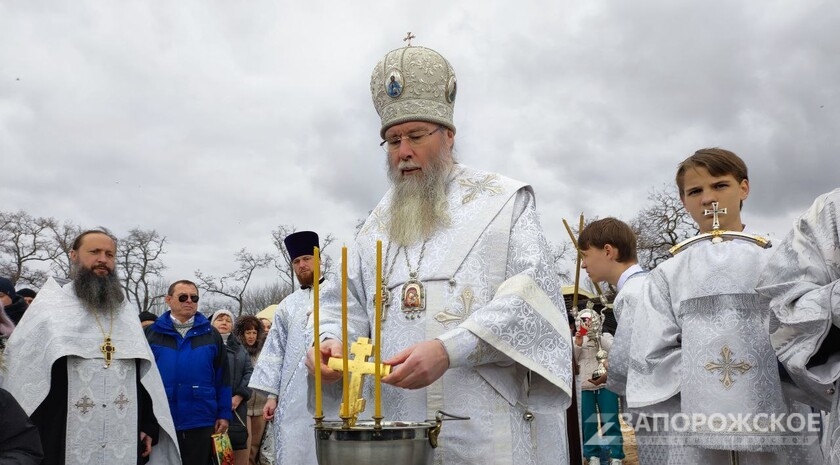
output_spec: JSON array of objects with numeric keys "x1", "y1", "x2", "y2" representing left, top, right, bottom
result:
[
  {"x1": 581, "y1": 246, "x2": 611, "y2": 284},
  {"x1": 680, "y1": 167, "x2": 749, "y2": 233}
]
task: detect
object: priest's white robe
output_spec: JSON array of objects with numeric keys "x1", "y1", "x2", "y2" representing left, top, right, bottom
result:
[
  {"x1": 757, "y1": 188, "x2": 840, "y2": 463},
  {"x1": 626, "y1": 238, "x2": 822, "y2": 464},
  {"x1": 0, "y1": 278, "x2": 180, "y2": 465},
  {"x1": 320, "y1": 164, "x2": 573, "y2": 465},
  {"x1": 249, "y1": 285, "x2": 342, "y2": 465}
]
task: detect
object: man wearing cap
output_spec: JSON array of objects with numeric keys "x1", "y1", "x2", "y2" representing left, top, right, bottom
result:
[
  {"x1": 0, "y1": 229, "x2": 180, "y2": 465},
  {"x1": 17, "y1": 287, "x2": 37, "y2": 305},
  {"x1": 0, "y1": 277, "x2": 29, "y2": 326},
  {"x1": 145, "y1": 279, "x2": 231, "y2": 465},
  {"x1": 249, "y1": 231, "x2": 341, "y2": 465},
  {"x1": 309, "y1": 43, "x2": 573, "y2": 464},
  {"x1": 139, "y1": 311, "x2": 158, "y2": 328}
]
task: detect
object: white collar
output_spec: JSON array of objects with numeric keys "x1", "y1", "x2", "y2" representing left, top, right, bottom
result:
[{"x1": 617, "y1": 263, "x2": 645, "y2": 292}]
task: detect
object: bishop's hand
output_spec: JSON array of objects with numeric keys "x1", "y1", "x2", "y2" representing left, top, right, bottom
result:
[
  {"x1": 306, "y1": 339, "x2": 343, "y2": 384},
  {"x1": 382, "y1": 339, "x2": 450, "y2": 390}
]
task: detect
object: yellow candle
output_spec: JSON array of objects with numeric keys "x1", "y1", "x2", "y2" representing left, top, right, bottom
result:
[
  {"x1": 341, "y1": 246, "x2": 349, "y2": 418},
  {"x1": 374, "y1": 240, "x2": 383, "y2": 418},
  {"x1": 313, "y1": 247, "x2": 322, "y2": 419}
]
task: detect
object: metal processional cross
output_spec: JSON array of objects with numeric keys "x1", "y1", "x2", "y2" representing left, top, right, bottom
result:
[
  {"x1": 403, "y1": 32, "x2": 416, "y2": 46},
  {"x1": 704, "y1": 201, "x2": 727, "y2": 230}
]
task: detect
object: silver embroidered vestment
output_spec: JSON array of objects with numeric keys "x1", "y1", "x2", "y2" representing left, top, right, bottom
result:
[
  {"x1": 626, "y1": 239, "x2": 822, "y2": 464},
  {"x1": 319, "y1": 164, "x2": 573, "y2": 465},
  {"x1": 757, "y1": 188, "x2": 840, "y2": 463},
  {"x1": 0, "y1": 278, "x2": 181, "y2": 465},
  {"x1": 249, "y1": 286, "x2": 342, "y2": 465}
]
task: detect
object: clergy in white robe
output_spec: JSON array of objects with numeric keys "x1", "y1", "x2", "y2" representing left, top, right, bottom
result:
[
  {"x1": 0, "y1": 230, "x2": 179, "y2": 465},
  {"x1": 625, "y1": 148, "x2": 822, "y2": 464},
  {"x1": 756, "y1": 188, "x2": 840, "y2": 463},
  {"x1": 249, "y1": 231, "x2": 342, "y2": 465},
  {"x1": 310, "y1": 44, "x2": 572, "y2": 465}
]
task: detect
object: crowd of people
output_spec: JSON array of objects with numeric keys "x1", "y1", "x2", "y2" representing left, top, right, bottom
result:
[{"x1": 1, "y1": 40, "x2": 840, "y2": 465}]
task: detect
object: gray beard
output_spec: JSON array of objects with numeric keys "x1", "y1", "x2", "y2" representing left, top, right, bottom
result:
[
  {"x1": 72, "y1": 265, "x2": 125, "y2": 314},
  {"x1": 385, "y1": 148, "x2": 454, "y2": 246}
]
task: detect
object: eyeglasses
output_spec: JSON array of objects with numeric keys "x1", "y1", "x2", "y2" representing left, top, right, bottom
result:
[
  {"x1": 177, "y1": 294, "x2": 200, "y2": 303},
  {"x1": 380, "y1": 126, "x2": 443, "y2": 153}
]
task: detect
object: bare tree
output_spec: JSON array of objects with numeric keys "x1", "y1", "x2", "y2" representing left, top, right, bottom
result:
[
  {"x1": 271, "y1": 225, "x2": 336, "y2": 289},
  {"x1": 195, "y1": 248, "x2": 273, "y2": 316},
  {"x1": 119, "y1": 228, "x2": 167, "y2": 314},
  {"x1": 0, "y1": 211, "x2": 63, "y2": 286},
  {"x1": 241, "y1": 282, "x2": 293, "y2": 316},
  {"x1": 549, "y1": 240, "x2": 575, "y2": 285},
  {"x1": 45, "y1": 220, "x2": 83, "y2": 280},
  {"x1": 630, "y1": 184, "x2": 698, "y2": 269}
]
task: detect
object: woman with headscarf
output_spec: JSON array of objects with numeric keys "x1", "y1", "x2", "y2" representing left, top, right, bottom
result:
[{"x1": 211, "y1": 309, "x2": 253, "y2": 465}]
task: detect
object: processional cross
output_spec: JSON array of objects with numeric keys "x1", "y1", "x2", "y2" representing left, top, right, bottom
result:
[
  {"x1": 100, "y1": 337, "x2": 116, "y2": 368},
  {"x1": 403, "y1": 32, "x2": 416, "y2": 46},
  {"x1": 704, "y1": 201, "x2": 727, "y2": 231},
  {"x1": 327, "y1": 337, "x2": 391, "y2": 423},
  {"x1": 704, "y1": 345, "x2": 752, "y2": 389}
]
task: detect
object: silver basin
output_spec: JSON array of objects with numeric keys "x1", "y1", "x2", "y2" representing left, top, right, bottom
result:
[{"x1": 314, "y1": 420, "x2": 436, "y2": 465}]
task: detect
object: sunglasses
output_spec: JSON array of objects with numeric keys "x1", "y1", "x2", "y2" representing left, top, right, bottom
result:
[{"x1": 177, "y1": 294, "x2": 200, "y2": 303}]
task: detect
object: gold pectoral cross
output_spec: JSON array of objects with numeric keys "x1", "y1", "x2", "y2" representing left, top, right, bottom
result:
[
  {"x1": 327, "y1": 337, "x2": 391, "y2": 424},
  {"x1": 100, "y1": 337, "x2": 116, "y2": 368}
]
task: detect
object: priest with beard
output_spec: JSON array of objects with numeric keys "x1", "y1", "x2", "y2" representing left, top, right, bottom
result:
[
  {"x1": 0, "y1": 229, "x2": 180, "y2": 465},
  {"x1": 250, "y1": 230, "x2": 342, "y2": 465},
  {"x1": 307, "y1": 42, "x2": 573, "y2": 465}
]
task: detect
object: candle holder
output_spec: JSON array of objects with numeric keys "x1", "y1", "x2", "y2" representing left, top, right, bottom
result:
[{"x1": 312, "y1": 241, "x2": 469, "y2": 465}]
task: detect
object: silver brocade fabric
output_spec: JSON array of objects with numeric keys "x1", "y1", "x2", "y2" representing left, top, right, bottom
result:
[
  {"x1": 757, "y1": 188, "x2": 840, "y2": 463},
  {"x1": 626, "y1": 239, "x2": 823, "y2": 463},
  {"x1": 318, "y1": 164, "x2": 572, "y2": 465},
  {"x1": 606, "y1": 271, "x2": 647, "y2": 397},
  {"x1": 0, "y1": 278, "x2": 181, "y2": 465},
  {"x1": 65, "y1": 357, "x2": 138, "y2": 465},
  {"x1": 248, "y1": 286, "x2": 342, "y2": 465}
]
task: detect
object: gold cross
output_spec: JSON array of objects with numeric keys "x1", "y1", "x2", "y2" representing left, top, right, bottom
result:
[
  {"x1": 114, "y1": 392, "x2": 130, "y2": 410},
  {"x1": 100, "y1": 337, "x2": 116, "y2": 368},
  {"x1": 403, "y1": 32, "x2": 416, "y2": 46},
  {"x1": 704, "y1": 345, "x2": 752, "y2": 389},
  {"x1": 704, "y1": 201, "x2": 727, "y2": 231},
  {"x1": 74, "y1": 395, "x2": 96, "y2": 414},
  {"x1": 327, "y1": 337, "x2": 391, "y2": 422}
]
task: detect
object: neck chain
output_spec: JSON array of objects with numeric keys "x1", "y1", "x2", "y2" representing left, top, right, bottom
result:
[
  {"x1": 92, "y1": 309, "x2": 116, "y2": 368},
  {"x1": 402, "y1": 240, "x2": 428, "y2": 281},
  {"x1": 380, "y1": 238, "x2": 429, "y2": 320}
]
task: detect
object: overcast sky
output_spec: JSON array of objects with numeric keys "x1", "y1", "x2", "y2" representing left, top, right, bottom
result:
[{"x1": 2, "y1": 0, "x2": 838, "y2": 291}]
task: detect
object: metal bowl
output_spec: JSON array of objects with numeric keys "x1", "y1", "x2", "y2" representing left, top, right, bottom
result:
[{"x1": 314, "y1": 420, "x2": 436, "y2": 465}]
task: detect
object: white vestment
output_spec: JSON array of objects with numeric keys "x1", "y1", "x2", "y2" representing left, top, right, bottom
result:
[
  {"x1": 320, "y1": 164, "x2": 573, "y2": 465},
  {"x1": 0, "y1": 278, "x2": 180, "y2": 465},
  {"x1": 249, "y1": 285, "x2": 342, "y2": 465},
  {"x1": 757, "y1": 188, "x2": 840, "y2": 463},
  {"x1": 626, "y1": 238, "x2": 822, "y2": 464},
  {"x1": 606, "y1": 266, "x2": 676, "y2": 465}
]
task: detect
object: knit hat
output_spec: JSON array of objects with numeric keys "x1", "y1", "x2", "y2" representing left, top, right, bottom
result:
[
  {"x1": 211, "y1": 309, "x2": 235, "y2": 324},
  {"x1": 284, "y1": 231, "x2": 320, "y2": 261},
  {"x1": 370, "y1": 44, "x2": 457, "y2": 138},
  {"x1": 0, "y1": 277, "x2": 15, "y2": 299},
  {"x1": 16, "y1": 288, "x2": 37, "y2": 299},
  {"x1": 138, "y1": 311, "x2": 158, "y2": 323}
]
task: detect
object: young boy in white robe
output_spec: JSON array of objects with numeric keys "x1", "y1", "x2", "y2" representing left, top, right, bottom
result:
[
  {"x1": 578, "y1": 217, "x2": 648, "y2": 465},
  {"x1": 625, "y1": 148, "x2": 822, "y2": 464}
]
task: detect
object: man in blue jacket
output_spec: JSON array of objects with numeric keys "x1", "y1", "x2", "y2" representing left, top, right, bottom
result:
[{"x1": 146, "y1": 279, "x2": 231, "y2": 465}]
